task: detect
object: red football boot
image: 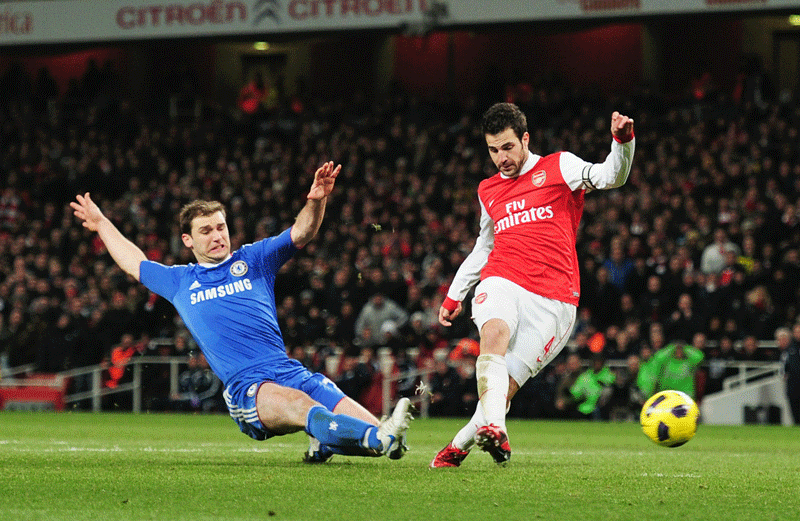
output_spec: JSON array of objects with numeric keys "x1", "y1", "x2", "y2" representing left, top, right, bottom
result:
[{"x1": 475, "y1": 424, "x2": 511, "y2": 466}]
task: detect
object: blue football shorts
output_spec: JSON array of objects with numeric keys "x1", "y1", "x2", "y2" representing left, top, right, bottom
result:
[{"x1": 222, "y1": 357, "x2": 347, "y2": 440}]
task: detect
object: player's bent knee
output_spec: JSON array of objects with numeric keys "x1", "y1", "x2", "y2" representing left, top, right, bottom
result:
[
  {"x1": 256, "y1": 382, "x2": 319, "y2": 433},
  {"x1": 480, "y1": 319, "x2": 510, "y2": 353}
]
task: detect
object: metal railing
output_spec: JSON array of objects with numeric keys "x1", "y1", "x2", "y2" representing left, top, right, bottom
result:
[
  {"x1": 1, "y1": 356, "x2": 190, "y2": 413},
  {"x1": 63, "y1": 356, "x2": 188, "y2": 412},
  {"x1": 721, "y1": 361, "x2": 783, "y2": 392}
]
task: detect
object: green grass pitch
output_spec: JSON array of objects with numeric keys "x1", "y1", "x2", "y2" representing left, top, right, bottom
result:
[{"x1": 1, "y1": 412, "x2": 798, "y2": 521}]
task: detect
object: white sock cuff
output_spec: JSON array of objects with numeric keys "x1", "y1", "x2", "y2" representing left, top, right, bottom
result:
[{"x1": 476, "y1": 353, "x2": 506, "y2": 366}]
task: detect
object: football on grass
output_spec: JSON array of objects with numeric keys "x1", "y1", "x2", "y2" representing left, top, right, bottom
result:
[{"x1": 640, "y1": 390, "x2": 699, "y2": 447}]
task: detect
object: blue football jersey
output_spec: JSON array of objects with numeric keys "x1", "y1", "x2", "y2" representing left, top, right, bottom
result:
[{"x1": 139, "y1": 228, "x2": 297, "y2": 386}]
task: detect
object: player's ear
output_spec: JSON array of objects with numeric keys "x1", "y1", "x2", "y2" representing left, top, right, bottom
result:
[{"x1": 181, "y1": 233, "x2": 193, "y2": 249}]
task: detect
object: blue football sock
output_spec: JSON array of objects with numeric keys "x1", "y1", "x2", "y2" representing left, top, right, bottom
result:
[{"x1": 305, "y1": 406, "x2": 383, "y2": 452}]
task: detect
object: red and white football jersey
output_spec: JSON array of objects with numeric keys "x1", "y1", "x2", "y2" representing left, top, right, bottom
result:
[
  {"x1": 479, "y1": 152, "x2": 583, "y2": 305},
  {"x1": 446, "y1": 138, "x2": 634, "y2": 307}
]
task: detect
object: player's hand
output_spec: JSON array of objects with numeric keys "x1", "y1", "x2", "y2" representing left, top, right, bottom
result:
[
  {"x1": 611, "y1": 111, "x2": 634, "y2": 142},
  {"x1": 438, "y1": 301, "x2": 462, "y2": 327},
  {"x1": 307, "y1": 161, "x2": 341, "y2": 200},
  {"x1": 70, "y1": 193, "x2": 106, "y2": 232}
]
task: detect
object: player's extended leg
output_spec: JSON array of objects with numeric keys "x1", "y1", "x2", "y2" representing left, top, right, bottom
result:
[
  {"x1": 256, "y1": 382, "x2": 408, "y2": 456},
  {"x1": 471, "y1": 318, "x2": 514, "y2": 465},
  {"x1": 307, "y1": 396, "x2": 411, "y2": 461}
]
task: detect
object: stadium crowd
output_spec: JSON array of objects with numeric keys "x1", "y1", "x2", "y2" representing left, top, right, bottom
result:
[{"x1": 0, "y1": 57, "x2": 799, "y2": 419}]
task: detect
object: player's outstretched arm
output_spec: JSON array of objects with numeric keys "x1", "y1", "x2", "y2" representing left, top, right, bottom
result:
[
  {"x1": 291, "y1": 161, "x2": 341, "y2": 248},
  {"x1": 566, "y1": 111, "x2": 635, "y2": 191},
  {"x1": 70, "y1": 193, "x2": 147, "y2": 281}
]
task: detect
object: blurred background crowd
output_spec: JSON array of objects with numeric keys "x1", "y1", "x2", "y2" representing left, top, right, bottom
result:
[{"x1": 1, "y1": 51, "x2": 799, "y2": 420}]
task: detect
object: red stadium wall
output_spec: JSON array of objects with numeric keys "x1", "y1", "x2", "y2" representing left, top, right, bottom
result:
[
  {"x1": 393, "y1": 24, "x2": 644, "y2": 102},
  {"x1": 0, "y1": 43, "x2": 216, "y2": 101},
  {"x1": 0, "y1": 48, "x2": 127, "y2": 97}
]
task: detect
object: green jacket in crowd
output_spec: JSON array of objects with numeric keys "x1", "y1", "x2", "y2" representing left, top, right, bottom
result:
[
  {"x1": 637, "y1": 355, "x2": 661, "y2": 398},
  {"x1": 570, "y1": 365, "x2": 616, "y2": 415},
  {"x1": 651, "y1": 342, "x2": 705, "y2": 398}
]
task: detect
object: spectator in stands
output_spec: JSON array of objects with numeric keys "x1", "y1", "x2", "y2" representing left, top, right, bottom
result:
[
  {"x1": 7, "y1": 308, "x2": 41, "y2": 368},
  {"x1": 171, "y1": 352, "x2": 223, "y2": 413},
  {"x1": 639, "y1": 275, "x2": 668, "y2": 326},
  {"x1": 588, "y1": 266, "x2": 622, "y2": 332},
  {"x1": 778, "y1": 326, "x2": 800, "y2": 425},
  {"x1": 602, "y1": 239, "x2": 635, "y2": 293},
  {"x1": 354, "y1": 292, "x2": 408, "y2": 348},
  {"x1": 289, "y1": 345, "x2": 315, "y2": 370},
  {"x1": 568, "y1": 354, "x2": 616, "y2": 420},
  {"x1": 102, "y1": 333, "x2": 147, "y2": 410},
  {"x1": 652, "y1": 341, "x2": 705, "y2": 399},
  {"x1": 689, "y1": 332, "x2": 710, "y2": 400},
  {"x1": 35, "y1": 312, "x2": 77, "y2": 373},
  {"x1": 623, "y1": 317, "x2": 645, "y2": 355},
  {"x1": 0, "y1": 314, "x2": 12, "y2": 377},
  {"x1": 665, "y1": 293, "x2": 704, "y2": 344},
  {"x1": 737, "y1": 334, "x2": 773, "y2": 362},
  {"x1": 741, "y1": 285, "x2": 782, "y2": 341},
  {"x1": 333, "y1": 301, "x2": 358, "y2": 348},
  {"x1": 617, "y1": 293, "x2": 641, "y2": 328},
  {"x1": 323, "y1": 267, "x2": 357, "y2": 316},
  {"x1": 237, "y1": 71, "x2": 267, "y2": 116},
  {"x1": 333, "y1": 349, "x2": 376, "y2": 410},
  {"x1": 603, "y1": 326, "x2": 634, "y2": 362},
  {"x1": 607, "y1": 354, "x2": 646, "y2": 421},
  {"x1": 101, "y1": 290, "x2": 139, "y2": 347},
  {"x1": 428, "y1": 348, "x2": 464, "y2": 417},
  {"x1": 704, "y1": 334, "x2": 738, "y2": 395},
  {"x1": 701, "y1": 227, "x2": 741, "y2": 275},
  {"x1": 645, "y1": 321, "x2": 667, "y2": 354},
  {"x1": 554, "y1": 353, "x2": 585, "y2": 419},
  {"x1": 636, "y1": 346, "x2": 659, "y2": 398}
]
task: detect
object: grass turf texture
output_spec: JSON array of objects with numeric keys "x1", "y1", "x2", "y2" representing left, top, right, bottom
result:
[{"x1": 1, "y1": 413, "x2": 798, "y2": 521}]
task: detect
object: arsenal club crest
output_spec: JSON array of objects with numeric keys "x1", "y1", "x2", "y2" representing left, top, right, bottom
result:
[{"x1": 532, "y1": 170, "x2": 546, "y2": 187}]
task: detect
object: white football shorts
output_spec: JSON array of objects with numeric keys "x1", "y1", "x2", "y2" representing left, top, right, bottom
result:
[{"x1": 470, "y1": 276, "x2": 576, "y2": 387}]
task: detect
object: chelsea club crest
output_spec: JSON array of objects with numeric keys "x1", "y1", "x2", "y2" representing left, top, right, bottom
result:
[{"x1": 230, "y1": 260, "x2": 248, "y2": 277}]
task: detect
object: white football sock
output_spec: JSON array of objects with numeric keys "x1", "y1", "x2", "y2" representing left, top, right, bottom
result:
[
  {"x1": 476, "y1": 353, "x2": 508, "y2": 430},
  {"x1": 451, "y1": 406, "x2": 485, "y2": 451}
]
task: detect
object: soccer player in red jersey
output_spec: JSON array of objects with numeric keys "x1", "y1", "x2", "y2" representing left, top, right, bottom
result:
[{"x1": 431, "y1": 103, "x2": 634, "y2": 467}]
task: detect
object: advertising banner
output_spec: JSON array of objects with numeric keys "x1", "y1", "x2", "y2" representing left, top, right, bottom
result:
[{"x1": 1, "y1": 0, "x2": 796, "y2": 46}]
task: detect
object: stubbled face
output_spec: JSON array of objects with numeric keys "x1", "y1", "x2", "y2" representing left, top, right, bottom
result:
[
  {"x1": 486, "y1": 128, "x2": 530, "y2": 178},
  {"x1": 182, "y1": 211, "x2": 231, "y2": 264}
]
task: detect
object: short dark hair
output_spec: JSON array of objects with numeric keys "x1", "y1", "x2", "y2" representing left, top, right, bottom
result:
[
  {"x1": 481, "y1": 102, "x2": 527, "y2": 140},
  {"x1": 179, "y1": 200, "x2": 226, "y2": 235}
]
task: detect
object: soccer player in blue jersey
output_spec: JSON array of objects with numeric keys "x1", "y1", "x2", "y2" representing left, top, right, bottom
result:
[{"x1": 71, "y1": 161, "x2": 412, "y2": 461}]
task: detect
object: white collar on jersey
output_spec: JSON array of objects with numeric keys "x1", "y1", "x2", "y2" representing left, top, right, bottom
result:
[
  {"x1": 500, "y1": 151, "x2": 541, "y2": 179},
  {"x1": 197, "y1": 254, "x2": 232, "y2": 268}
]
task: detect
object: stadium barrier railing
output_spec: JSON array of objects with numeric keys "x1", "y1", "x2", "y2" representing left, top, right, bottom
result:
[{"x1": 58, "y1": 356, "x2": 189, "y2": 412}]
